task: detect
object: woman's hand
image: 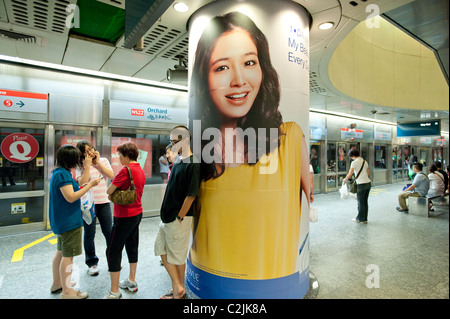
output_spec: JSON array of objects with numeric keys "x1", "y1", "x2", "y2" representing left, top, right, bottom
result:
[
  {"x1": 84, "y1": 153, "x2": 93, "y2": 167},
  {"x1": 89, "y1": 177, "x2": 102, "y2": 188}
]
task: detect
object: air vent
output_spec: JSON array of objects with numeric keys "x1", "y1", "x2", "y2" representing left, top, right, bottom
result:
[
  {"x1": 161, "y1": 36, "x2": 189, "y2": 62},
  {"x1": 5, "y1": 0, "x2": 76, "y2": 34},
  {"x1": 0, "y1": 28, "x2": 41, "y2": 45},
  {"x1": 309, "y1": 71, "x2": 327, "y2": 94},
  {"x1": 124, "y1": 22, "x2": 188, "y2": 61},
  {"x1": 141, "y1": 24, "x2": 183, "y2": 56}
]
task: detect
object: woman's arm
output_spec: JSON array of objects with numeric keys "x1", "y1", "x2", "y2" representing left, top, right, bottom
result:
[
  {"x1": 107, "y1": 183, "x2": 117, "y2": 196},
  {"x1": 60, "y1": 178, "x2": 101, "y2": 203},
  {"x1": 343, "y1": 168, "x2": 355, "y2": 183},
  {"x1": 78, "y1": 154, "x2": 93, "y2": 185},
  {"x1": 94, "y1": 152, "x2": 114, "y2": 180},
  {"x1": 300, "y1": 135, "x2": 310, "y2": 205}
]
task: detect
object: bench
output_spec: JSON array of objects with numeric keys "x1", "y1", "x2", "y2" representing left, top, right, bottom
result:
[{"x1": 408, "y1": 193, "x2": 449, "y2": 217}]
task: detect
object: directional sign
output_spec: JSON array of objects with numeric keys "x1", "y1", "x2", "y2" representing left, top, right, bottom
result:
[{"x1": 0, "y1": 89, "x2": 47, "y2": 113}]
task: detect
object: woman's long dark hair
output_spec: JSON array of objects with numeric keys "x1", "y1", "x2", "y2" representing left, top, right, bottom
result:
[{"x1": 189, "y1": 11, "x2": 283, "y2": 180}]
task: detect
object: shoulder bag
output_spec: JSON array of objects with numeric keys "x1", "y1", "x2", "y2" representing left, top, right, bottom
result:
[
  {"x1": 348, "y1": 160, "x2": 366, "y2": 194},
  {"x1": 110, "y1": 166, "x2": 137, "y2": 205}
]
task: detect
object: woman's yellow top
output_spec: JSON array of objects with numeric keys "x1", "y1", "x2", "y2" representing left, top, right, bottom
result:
[{"x1": 189, "y1": 122, "x2": 303, "y2": 280}]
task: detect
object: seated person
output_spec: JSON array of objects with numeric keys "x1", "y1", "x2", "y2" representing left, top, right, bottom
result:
[
  {"x1": 397, "y1": 163, "x2": 430, "y2": 212},
  {"x1": 433, "y1": 161, "x2": 448, "y2": 193},
  {"x1": 427, "y1": 164, "x2": 446, "y2": 198}
]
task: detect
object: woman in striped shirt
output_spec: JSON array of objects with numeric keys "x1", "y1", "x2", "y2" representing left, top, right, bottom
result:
[{"x1": 76, "y1": 141, "x2": 114, "y2": 276}]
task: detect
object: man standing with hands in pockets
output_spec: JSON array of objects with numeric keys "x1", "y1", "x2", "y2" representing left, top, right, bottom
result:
[{"x1": 154, "y1": 126, "x2": 200, "y2": 299}]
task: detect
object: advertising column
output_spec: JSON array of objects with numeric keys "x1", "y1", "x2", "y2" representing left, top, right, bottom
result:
[{"x1": 187, "y1": 0, "x2": 311, "y2": 298}]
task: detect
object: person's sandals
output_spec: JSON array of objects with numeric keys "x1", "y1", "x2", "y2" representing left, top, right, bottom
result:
[
  {"x1": 61, "y1": 290, "x2": 88, "y2": 299},
  {"x1": 50, "y1": 281, "x2": 76, "y2": 294}
]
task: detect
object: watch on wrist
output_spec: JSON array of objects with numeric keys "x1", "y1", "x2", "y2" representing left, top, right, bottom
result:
[{"x1": 176, "y1": 215, "x2": 184, "y2": 221}]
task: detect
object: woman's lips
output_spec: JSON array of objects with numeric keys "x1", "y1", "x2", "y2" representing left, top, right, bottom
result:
[{"x1": 226, "y1": 92, "x2": 248, "y2": 104}]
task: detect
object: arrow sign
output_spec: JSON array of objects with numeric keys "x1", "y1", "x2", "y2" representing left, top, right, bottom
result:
[{"x1": 0, "y1": 89, "x2": 47, "y2": 113}]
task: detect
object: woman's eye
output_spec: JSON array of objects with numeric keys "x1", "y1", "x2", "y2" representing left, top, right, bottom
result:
[
  {"x1": 215, "y1": 65, "x2": 229, "y2": 72},
  {"x1": 245, "y1": 60, "x2": 257, "y2": 67}
]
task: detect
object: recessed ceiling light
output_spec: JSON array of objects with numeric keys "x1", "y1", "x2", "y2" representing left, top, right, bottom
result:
[
  {"x1": 173, "y1": 2, "x2": 189, "y2": 13},
  {"x1": 318, "y1": 22, "x2": 334, "y2": 30}
]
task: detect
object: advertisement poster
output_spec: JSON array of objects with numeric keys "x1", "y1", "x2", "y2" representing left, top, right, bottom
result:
[
  {"x1": 187, "y1": 0, "x2": 310, "y2": 298},
  {"x1": 110, "y1": 137, "x2": 152, "y2": 179}
]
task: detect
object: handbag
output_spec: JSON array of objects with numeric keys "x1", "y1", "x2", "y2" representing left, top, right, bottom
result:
[
  {"x1": 348, "y1": 160, "x2": 366, "y2": 194},
  {"x1": 110, "y1": 166, "x2": 137, "y2": 205}
]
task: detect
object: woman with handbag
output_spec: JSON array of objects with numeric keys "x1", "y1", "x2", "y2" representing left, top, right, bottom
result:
[
  {"x1": 343, "y1": 148, "x2": 371, "y2": 223},
  {"x1": 105, "y1": 143, "x2": 145, "y2": 299}
]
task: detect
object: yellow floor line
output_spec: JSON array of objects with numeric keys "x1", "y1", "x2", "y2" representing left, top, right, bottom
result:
[{"x1": 11, "y1": 232, "x2": 55, "y2": 263}]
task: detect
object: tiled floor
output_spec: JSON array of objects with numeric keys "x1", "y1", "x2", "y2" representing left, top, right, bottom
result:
[{"x1": 0, "y1": 181, "x2": 448, "y2": 299}]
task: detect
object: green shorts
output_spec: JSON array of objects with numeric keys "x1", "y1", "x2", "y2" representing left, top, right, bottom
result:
[{"x1": 57, "y1": 226, "x2": 82, "y2": 257}]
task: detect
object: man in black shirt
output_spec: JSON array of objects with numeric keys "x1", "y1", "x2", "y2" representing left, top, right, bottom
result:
[{"x1": 155, "y1": 126, "x2": 200, "y2": 299}]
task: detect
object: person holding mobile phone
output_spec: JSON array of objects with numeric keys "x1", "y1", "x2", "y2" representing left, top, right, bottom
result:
[{"x1": 76, "y1": 141, "x2": 114, "y2": 276}]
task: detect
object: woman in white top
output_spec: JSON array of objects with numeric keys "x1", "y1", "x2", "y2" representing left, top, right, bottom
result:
[
  {"x1": 428, "y1": 164, "x2": 445, "y2": 198},
  {"x1": 76, "y1": 141, "x2": 114, "y2": 276},
  {"x1": 343, "y1": 148, "x2": 371, "y2": 223}
]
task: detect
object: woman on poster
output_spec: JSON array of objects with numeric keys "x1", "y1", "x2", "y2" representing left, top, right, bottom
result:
[{"x1": 188, "y1": 11, "x2": 310, "y2": 298}]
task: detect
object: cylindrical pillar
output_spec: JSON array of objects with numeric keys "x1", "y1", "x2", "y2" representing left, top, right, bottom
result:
[{"x1": 187, "y1": 0, "x2": 311, "y2": 299}]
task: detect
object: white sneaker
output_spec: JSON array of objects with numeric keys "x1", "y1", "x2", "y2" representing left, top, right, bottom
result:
[
  {"x1": 104, "y1": 291, "x2": 123, "y2": 299},
  {"x1": 88, "y1": 265, "x2": 99, "y2": 276},
  {"x1": 119, "y1": 279, "x2": 138, "y2": 292}
]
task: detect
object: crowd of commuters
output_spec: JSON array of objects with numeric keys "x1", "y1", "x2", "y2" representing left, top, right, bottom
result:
[{"x1": 48, "y1": 125, "x2": 197, "y2": 299}]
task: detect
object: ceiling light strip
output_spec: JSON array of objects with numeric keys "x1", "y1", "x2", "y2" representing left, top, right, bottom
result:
[
  {"x1": 310, "y1": 108, "x2": 397, "y2": 126},
  {"x1": 0, "y1": 54, "x2": 188, "y2": 92}
]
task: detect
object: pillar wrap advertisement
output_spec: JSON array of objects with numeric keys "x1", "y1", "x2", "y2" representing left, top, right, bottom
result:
[{"x1": 187, "y1": 0, "x2": 310, "y2": 299}]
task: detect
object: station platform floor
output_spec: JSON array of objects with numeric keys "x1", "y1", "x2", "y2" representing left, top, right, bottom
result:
[{"x1": 0, "y1": 181, "x2": 448, "y2": 299}]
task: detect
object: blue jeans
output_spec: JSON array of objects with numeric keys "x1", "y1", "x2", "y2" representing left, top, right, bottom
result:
[
  {"x1": 356, "y1": 182, "x2": 371, "y2": 222},
  {"x1": 83, "y1": 203, "x2": 113, "y2": 267}
]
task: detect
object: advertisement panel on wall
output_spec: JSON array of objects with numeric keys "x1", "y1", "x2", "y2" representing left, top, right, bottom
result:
[
  {"x1": 110, "y1": 137, "x2": 152, "y2": 179},
  {"x1": 187, "y1": 0, "x2": 310, "y2": 299}
]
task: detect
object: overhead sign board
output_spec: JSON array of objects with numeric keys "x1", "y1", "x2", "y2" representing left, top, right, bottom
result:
[
  {"x1": 397, "y1": 120, "x2": 441, "y2": 137},
  {"x1": 0, "y1": 89, "x2": 48, "y2": 114},
  {"x1": 110, "y1": 100, "x2": 187, "y2": 124},
  {"x1": 341, "y1": 128, "x2": 363, "y2": 139}
]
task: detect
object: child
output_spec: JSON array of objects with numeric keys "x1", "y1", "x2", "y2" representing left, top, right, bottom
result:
[{"x1": 49, "y1": 145, "x2": 101, "y2": 299}]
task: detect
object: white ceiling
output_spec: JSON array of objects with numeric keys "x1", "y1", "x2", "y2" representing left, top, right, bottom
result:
[{"x1": 0, "y1": 0, "x2": 448, "y2": 131}]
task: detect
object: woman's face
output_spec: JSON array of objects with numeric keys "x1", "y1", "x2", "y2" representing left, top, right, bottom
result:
[
  {"x1": 119, "y1": 152, "x2": 129, "y2": 166},
  {"x1": 208, "y1": 28, "x2": 262, "y2": 120}
]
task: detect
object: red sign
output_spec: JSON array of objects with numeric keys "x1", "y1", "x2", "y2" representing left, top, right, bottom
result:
[
  {"x1": 131, "y1": 109, "x2": 145, "y2": 116},
  {"x1": 1, "y1": 133, "x2": 40, "y2": 163}
]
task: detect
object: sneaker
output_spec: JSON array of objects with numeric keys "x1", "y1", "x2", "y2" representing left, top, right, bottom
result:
[
  {"x1": 88, "y1": 265, "x2": 99, "y2": 276},
  {"x1": 352, "y1": 218, "x2": 360, "y2": 223},
  {"x1": 119, "y1": 279, "x2": 138, "y2": 292},
  {"x1": 396, "y1": 207, "x2": 408, "y2": 213},
  {"x1": 104, "y1": 291, "x2": 123, "y2": 299}
]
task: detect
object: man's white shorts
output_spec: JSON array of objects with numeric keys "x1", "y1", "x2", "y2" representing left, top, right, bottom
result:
[{"x1": 154, "y1": 216, "x2": 192, "y2": 265}]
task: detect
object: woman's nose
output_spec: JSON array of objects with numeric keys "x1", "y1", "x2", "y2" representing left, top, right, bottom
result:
[{"x1": 230, "y1": 67, "x2": 246, "y2": 87}]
